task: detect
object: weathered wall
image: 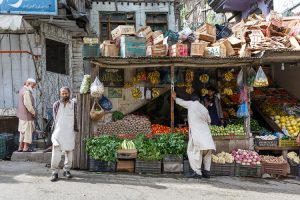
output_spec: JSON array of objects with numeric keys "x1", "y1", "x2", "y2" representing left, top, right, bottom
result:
[
  {"x1": 90, "y1": 0, "x2": 177, "y2": 36},
  {"x1": 273, "y1": 63, "x2": 300, "y2": 99},
  {"x1": 72, "y1": 38, "x2": 84, "y2": 94},
  {"x1": 0, "y1": 34, "x2": 37, "y2": 116}
]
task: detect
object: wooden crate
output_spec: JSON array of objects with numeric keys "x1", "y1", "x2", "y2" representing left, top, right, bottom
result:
[
  {"x1": 153, "y1": 33, "x2": 164, "y2": 45},
  {"x1": 262, "y1": 162, "x2": 288, "y2": 177},
  {"x1": 147, "y1": 44, "x2": 168, "y2": 57},
  {"x1": 120, "y1": 36, "x2": 146, "y2": 58},
  {"x1": 190, "y1": 42, "x2": 208, "y2": 56},
  {"x1": 254, "y1": 138, "x2": 278, "y2": 147},
  {"x1": 137, "y1": 26, "x2": 152, "y2": 38},
  {"x1": 211, "y1": 163, "x2": 235, "y2": 176},
  {"x1": 198, "y1": 33, "x2": 216, "y2": 43},
  {"x1": 111, "y1": 25, "x2": 136, "y2": 40},
  {"x1": 197, "y1": 23, "x2": 216, "y2": 36},
  {"x1": 204, "y1": 46, "x2": 226, "y2": 57},
  {"x1": 169, "y1": 43, "x2": 188, "y2": 57},
  {"x1": 89, "y1": 159, "x2": 116, "y2": 172},
  {"x1": 117, "y1": 149, "x2": 137, "y2": 159},
  {"x1": 279, "y1": 139, "x2": 300, "y2": 147},
  {"x1": 235, "y1": 164, "x2": 262, "y2": 177},
  {"x1": 135, "y1": 160, "x2": 162, "y2": 174},
  {"x1": 117, "y1": 159, "x2": 135, "y2": 173}
]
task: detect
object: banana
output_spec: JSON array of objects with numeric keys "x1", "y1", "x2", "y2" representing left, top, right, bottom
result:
[
  {"x1": 224, "y1": 72, "x2": 234, "y2": 81},
  {"x1": 199, "y1": 74, "x2": 209, "y2": 83}
]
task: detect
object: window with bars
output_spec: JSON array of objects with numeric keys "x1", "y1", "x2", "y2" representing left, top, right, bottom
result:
[
  {"x1": 146, "y1": 13, "x2": 168, "y2": 33},
  {"x1": 99, "y1": 12, "x2": 136, "y2": 42}
]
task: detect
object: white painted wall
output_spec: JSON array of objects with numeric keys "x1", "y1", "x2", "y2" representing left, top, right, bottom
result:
[{"x1": 90, "y1": 1, "x2": 177, "y2": 36}]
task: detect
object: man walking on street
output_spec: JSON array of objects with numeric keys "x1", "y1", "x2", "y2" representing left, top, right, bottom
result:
[
  {"x1": 50, "y1": 87, "x2": 78, "y2": 182},
  {"x1": 16, "y1": 78, "x2": 37, "y2": 152},
  {"x1": 172, "y1": 92, "x2": 215, "y2": 179}
]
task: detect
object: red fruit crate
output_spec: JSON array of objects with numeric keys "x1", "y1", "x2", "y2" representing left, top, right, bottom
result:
[{"x1": 262, "y1": 162, "x2": 288, "y2": 177}]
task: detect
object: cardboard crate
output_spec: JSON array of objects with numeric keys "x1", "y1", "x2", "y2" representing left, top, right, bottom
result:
[
  {"x1": 117, "y1": 159, "x2": 135, "y2": 173},
  {"x1": 120, "y1": 36, "x2": 146, "y2": 58},
  {"x1": 169, "y1": 43, "x2": 188, "y2": 57},
  {"x1": 111, "y1": 25, "x2": 136, "y2": 40},
  {"x1": 190, "y1": 41, "x2": 209, "y2": 56}
]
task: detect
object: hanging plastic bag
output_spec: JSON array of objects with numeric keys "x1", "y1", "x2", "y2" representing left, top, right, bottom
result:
[
  {"x1": 253, "y1": 66, "x2": 269, "y2": 87},
  {"x1": 80, "y1": 75, "x2": 91, "y2": 94},
  {"x1": 239, "y1": 86, "x2": 249, "y2": 103},
  {"x1": 90, "y1": 77, "x2": 105, "y2": 98},
  {"x1": 99, "y1": 96, "x2": 113, "y2": 111},
  {"x1": 237, "y1": 102, "x2": 249, "y2": 118},
  {"x1": 247, "y1": 67, "x2": 256, "y2": 86},
  {"x1": 90, "y1": 100, "x2": 105, "y2": 121},
  {"x1": 237, "y1": 69, "x2": 243, "y2": 87}
]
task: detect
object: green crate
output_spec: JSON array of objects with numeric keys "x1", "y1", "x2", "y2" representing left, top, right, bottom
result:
[
  {"x1": 82, "y1": 44, "x2": 100, "y2": 58},
  {"x1": 235, "y1": 164, "x2": 262, "y2": 177},
  {"x1": 279, "y1": 139, "x2": 300, "y2": 147},
  {"x1": 211, "y1": 163, "x2": 235, "y2": 176}
]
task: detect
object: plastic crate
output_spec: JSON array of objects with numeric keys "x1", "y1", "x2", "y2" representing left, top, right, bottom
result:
[
  {"x1": 88, "y1": 159, "x2": 116, "y2": 172},
  {"x1": 279, "y1": 139, "x2": 300, "y2": 147},
  {"x1": 82, "y1": 44, "x2": 100, "y2": 58},
  {"x1": 235, "y1": 164, "x2": 262, "y2": 177},
  {"x1": 135, "y1": 160, "x2": 162, "y2": 174},
  {"x1": 211, "y1": 163, "x2": 235, "y2": 176},
  {"x1": 0, "y1": 133, "x2": 15, "y2": 158},
  {"x1": 262, "y1": 162, "x2": 288, "y2": 177},
  {"x1": 254, "y1": 138, "x2": 278, "y2": 147}
]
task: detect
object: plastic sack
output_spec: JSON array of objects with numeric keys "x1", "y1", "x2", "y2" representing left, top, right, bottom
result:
[
  {"x1": 247, "y1": 67, "x2": 256, "y2": 86},
  {"x1": 239, "y1": 86, "x2": 249, "y2": 103},
  {"x1": 90, "y1": 77, "x2": 104, "y2": 98},
  {"x1": 237, "y1": 69, "x2": 243, "y2": 87},
  {"x1": 237, "y1": 102, "x2": 249, "y2": 118},
  {"x1": 90, "y1": 101, "x2": 104, "y2": 121},
  {"x1": 80, "y1": 75, "x2": 91, "y2": 94},
  {"x1": 99, "y1": 96, "x2": 113, "y2": 111},
  {"x1": 253, "y1": 66, "x2": 269, "y2": 87}
]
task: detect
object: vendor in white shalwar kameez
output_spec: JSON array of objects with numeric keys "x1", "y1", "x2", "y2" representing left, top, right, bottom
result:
[
  {"x1": 172, "y1": 92, "x2": 215, "y2": 179},
  {"x1": 50, "y1": 87, "x2": 78, "y2": 182}
]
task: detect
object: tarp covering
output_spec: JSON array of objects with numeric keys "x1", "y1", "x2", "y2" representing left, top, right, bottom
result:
[{"x1": 0, "y1": 15, "x2": 33, "y2": 31}]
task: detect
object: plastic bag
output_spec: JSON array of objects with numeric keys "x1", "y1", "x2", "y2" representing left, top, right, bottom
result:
[
  {"x1": 99, "y1": 96, "x2": 113, "y2": 111},
  {"x1": 237, "y1": 69, "x2": 243, "y2": 87},
  {"x1": 90, "y1": 77, "x2": 104, "y2": 98},
  {"x1": 80, "y1": 75, "x2": 91, "y2": 94},
  {"x1": 253, "y1": 66, "x2": 269, "y2": 87},
  {"x1": 239, "y1": 86, "x2": 249, "y2": 103},
  {"x1": 237, "y1": 102, "x2": 249, "y2": 118},
  {"x1": 247, "y1": 67, "x2": 256, "y2": 86}
]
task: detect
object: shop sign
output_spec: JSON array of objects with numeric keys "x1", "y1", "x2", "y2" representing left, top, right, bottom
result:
[
  {"x1": 108, "y1": 88, "x2": 122, "y2": 98},
  {"x1": 99, "y1": 68, "x2": 124, "y2": 87},
  {"x1": 0, "y1": 0, "x2": 58, "y2": 15}
]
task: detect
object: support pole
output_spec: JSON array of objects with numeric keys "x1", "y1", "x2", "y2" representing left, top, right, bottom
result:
[{"x1": 171, "y1": 64, "x2": 175, "y2": 132}]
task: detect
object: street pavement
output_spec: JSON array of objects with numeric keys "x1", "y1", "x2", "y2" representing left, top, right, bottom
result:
[{"x1": 0, "y1": 161, "x2": 300, "y2": 200}]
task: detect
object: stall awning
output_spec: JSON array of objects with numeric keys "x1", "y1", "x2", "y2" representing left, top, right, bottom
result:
[{"x1": 0, "y1": 15, "x2": 33, "y2": 31}]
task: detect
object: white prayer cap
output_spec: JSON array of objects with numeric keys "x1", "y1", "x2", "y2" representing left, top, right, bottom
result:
[{"x1": 27, "y1": 78, "x2": 36, "y2": 83}]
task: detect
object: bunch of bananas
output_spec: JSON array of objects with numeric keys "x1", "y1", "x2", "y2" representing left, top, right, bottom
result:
[
  {"x1": 223, "y1": 87, "x2": 233, "y2": 96},
  {"x1": 224, "y1": 72, "x2": 234, "y2": 81},
  {"x1": 120, "y1": 140, "x2": 136, "y2": 150},
  {"x1": 228, "y1": 108, "x2": 236, "y2": 117},
  {"x1": 176, "y1": 82, "x2": 185, "y2": 87},
  {"x1": 185, "y1": 70, "x2": 194, "y2": 83},
  {"x1": 152, "y1": 88, "x2": 160, "y2": 98},
  {"x1": 136, "y1": 71, "x2": 147, "y2": 81},
  {"x1": 131, "y1": 77, "x2": 138, "y2": 85},
  {"x1": 148, "y1": 71, "x2": 160, "y2": 85},
  {"x1": 131, "y1": 88, "x2": 142, "y2": 99},
  {"x1": 199, "y1": 74, "x2": 209, "y2": 83},
  {"x1": 124, "y1": 82, "x2": 133, "y2": 88},
  {"x1": 186, "y1": 87, "x2": 194, "y2": 94},
  {"x1": 201, "y1": 88, "x2": 208, "y2": 96}
]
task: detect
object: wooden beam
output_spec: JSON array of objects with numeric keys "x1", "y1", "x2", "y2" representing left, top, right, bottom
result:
[{"x1": 170, "y1": 64, "x2": 175, "y2": 132}]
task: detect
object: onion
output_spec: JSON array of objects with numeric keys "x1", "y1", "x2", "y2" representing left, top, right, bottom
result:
[
  {"x1": 251, "y1": 162, "x2": 257, "y2": 165},
  {"x1": 243, "y1": 152, "x2": 247, "y2": 156},
  {"x1": 242, "y1": 162, "x2": 246, "y2": 165},
  {"x1": 248, "y1": 159, "x2": 252, "y2": 163},
  {"x1": 254, "y1": 155, "x2": 258, "y2": 159},
  {"x1": 246, "y1": 163, "x2": 250, "y2": 165},
  {"x1": 236, "y1": 155, "x2": 240, "y2": 159},
  {"x1": 236, "y1": 161, "x2": 241, "y2": 164},
  {"x1": 256, "y1": 161, "x2": 261, "y2": 165}
]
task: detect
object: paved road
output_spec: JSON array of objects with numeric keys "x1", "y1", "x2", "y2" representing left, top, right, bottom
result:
[{"x1": 0, "y1": 161, "x2": 300, "y2": 200}]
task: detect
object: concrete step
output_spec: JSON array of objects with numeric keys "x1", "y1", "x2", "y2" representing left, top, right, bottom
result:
[{"x1": 35, "y1": 138, "x2": 47, "y2": 149}]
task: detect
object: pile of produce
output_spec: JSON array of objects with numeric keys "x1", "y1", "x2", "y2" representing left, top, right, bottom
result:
[
  {"x1": 212, "y1": 152, "x2": 234, "y2": 164},
  {"x1": 151, "y1": 124, "x2": 171, "y2": 134},
  {"x1": 112, "y1": 111, "x2": 124, "y2": 122},
  {"x1": 287, "y1": 152, "x2": 300, "y2": 164},
  {"x1": 134, "y1": 134, "x2": 162, "y2": 161},
  {"x1": 136, "y1": 71, "x2": 147, "y2": 81},
  {"x1": 210, "y1": 124, "x2": 245, "y2": 136},
  {"x1": 255, "y1": 135, "x2": 277, "y2": 140},
  {"x1": 232, "y1": 149, "x2": 261, "y2": 166},
  {"x1": 174, "y1": 127, "x2": 189, "y2": 134},
  {"x1": 261, "y1": 155, "x2": 287, "y2": 164},
  {"x1": 98, "y1": 115, "x2": 151, "y2": 135},
  {"x1": 120, "y1": 140, "x2": 136, "y2": 150},
  {"x1": 156, "y1": 133, "x2": 187, "y2": 156},
  {"x1": 233, "y1": 118, "x2": 262, "y2": 132},
  {"x1": 274, "y1": 115, "x2": 300, "y2": 137}
]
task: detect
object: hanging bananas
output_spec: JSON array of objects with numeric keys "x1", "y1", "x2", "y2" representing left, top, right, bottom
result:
[
  {"x1": 224, "y1": 72, "x2": 234, "y2": 82},
  {"x1": 131, "y1": 88, "x2": 142, "y2": 99},
  {"x1": 186, "y1": 87, "x2": 194, "y2": 94},
  {"x1": 199, "y1": 74, "x2": 209, "y2": 83},
  {"x1": 185, "y1": 70, "x2": 194, "y2": 83},
  {"x1": 148, "y1": 71, "x2": 160, "y2": 85},
  {"x1": 152, "y1": 88, "x2": 160, "y2": 98},
  {"x1": 201, "y1": 88, "x2": 208, "y2": 96},
  {"x1": 223, "y1": 87, "x2": 233, "y2": 96}
]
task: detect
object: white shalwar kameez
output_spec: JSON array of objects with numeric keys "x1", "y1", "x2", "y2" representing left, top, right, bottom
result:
[
  {"x1": 175, "y1": 98, "x2": 216, "y2": 175},
  {"x1": 51, "y1": 101, "x2": 76, "y2": 173}
]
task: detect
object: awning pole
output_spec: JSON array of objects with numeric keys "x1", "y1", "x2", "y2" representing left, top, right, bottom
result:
[{"x1": 171, "y1": 64, "x2": 175, "y2": 132}]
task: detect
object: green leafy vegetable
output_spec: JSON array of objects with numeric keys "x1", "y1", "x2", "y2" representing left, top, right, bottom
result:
[
  {"x1": 112, "y1": 111, "x2": 124, "y2": 122},
  {"x1": 156, "y1": 133, "x2": 187, "y2": 156}
]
